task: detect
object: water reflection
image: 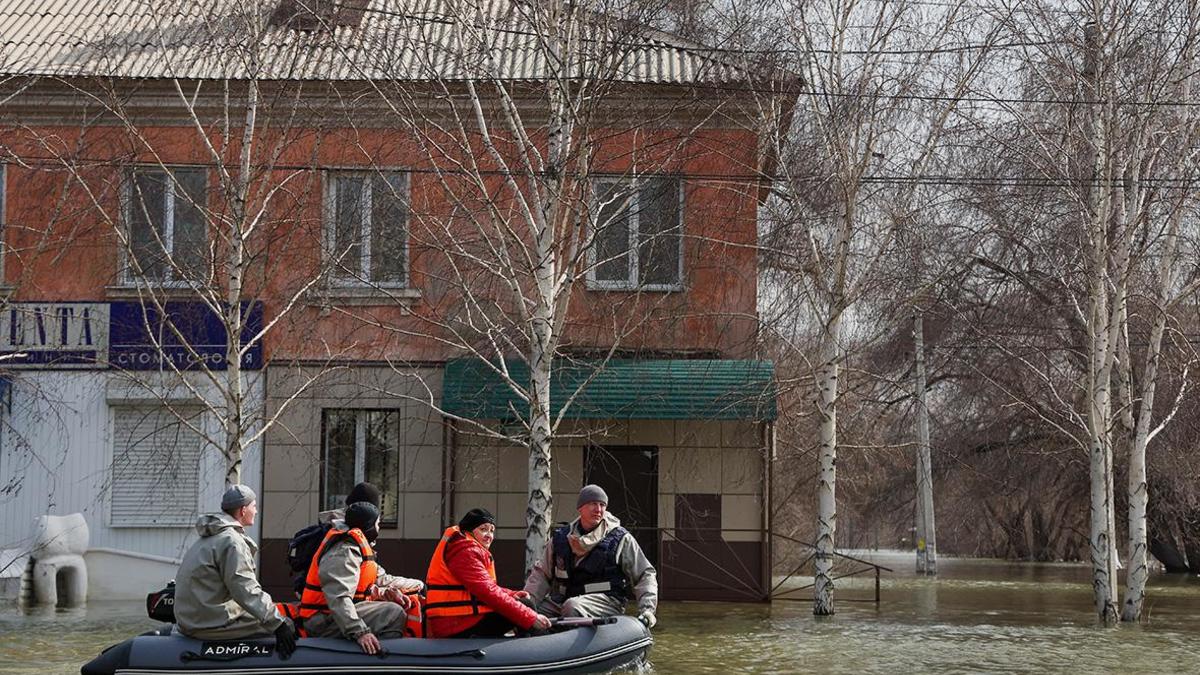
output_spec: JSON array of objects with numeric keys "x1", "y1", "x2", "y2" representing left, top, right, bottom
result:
[{"x1": 2, "y1": 556, "x2": 1199, "y2": 674}]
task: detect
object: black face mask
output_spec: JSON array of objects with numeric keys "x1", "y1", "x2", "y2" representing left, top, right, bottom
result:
[{"x1": 363, "y1": 526, "x2": 379, "y2": 543}]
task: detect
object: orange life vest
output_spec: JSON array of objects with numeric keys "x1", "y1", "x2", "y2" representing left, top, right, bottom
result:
[
  {"x1": 276, "y1": 527, "x2": 426, "y2": 638},
  {"x1": 424, "y1": 526, "x2": 496, "y2": 618},
  {"x1": 297, "y1": 527, "x2": 379, "y2": 619}
]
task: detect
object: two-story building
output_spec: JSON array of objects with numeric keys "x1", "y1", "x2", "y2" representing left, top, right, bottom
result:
[{"x1": 0, "y1": 0, "x2": 792, "y2": 602}]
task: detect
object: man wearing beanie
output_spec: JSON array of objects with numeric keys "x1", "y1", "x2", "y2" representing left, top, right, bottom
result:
[
  {"x1": 425, "y1": 508, "x2": 552, "y2": 638},
  {"x1": 318, "y1": 481, "x2": 383, "y2": 527},
  {"x1": 298, "y1": 501, "x2": 424, "y2": 654},
  {"x1": 523, "y1": 484, "x2": 659, "y2": 628},
  {"x1": 175, "y1": 485, "x2": 298, "y2": 656},
  {"x1": 284, "y1": 482, "x2": 385, "y2": 595}
]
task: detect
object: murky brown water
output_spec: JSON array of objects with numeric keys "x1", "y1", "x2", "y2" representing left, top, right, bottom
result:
[{"x1": 4, "y1": 554, "x2": 1200, "y2": 674}]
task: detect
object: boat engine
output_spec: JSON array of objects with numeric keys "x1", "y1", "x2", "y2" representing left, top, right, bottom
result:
[{"x1": 146, "y1": 580, "x2": 176, "y2": 622}]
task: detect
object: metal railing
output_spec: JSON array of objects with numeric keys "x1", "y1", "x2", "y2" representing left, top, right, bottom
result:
[
  {"x1": 770, "y1": 532, "x2": 893, "y2": 604},
  {"x1": 619, "y1": 526, "x2": 892, "y2": 604}
]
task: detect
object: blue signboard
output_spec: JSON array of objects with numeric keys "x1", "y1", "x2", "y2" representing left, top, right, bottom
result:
[
  {"x1": 0, "y1": 301, "x2": 263, "y2": 370},
  {"x1": 109, "y1": 301, "x2": 264, "y2": 371}
]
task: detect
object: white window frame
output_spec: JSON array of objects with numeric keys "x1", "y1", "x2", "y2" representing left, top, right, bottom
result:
[
  {"x1": 586, "y1": 176, "x2": 685, "y2": 292},
  {"x1": 121, "y1": 166, "x2": 207, "y2": 286},
  {"x1": 321, "y1": 408, "x2": 401, "y2": 527},
  {"x1": 323, "y1": 170, "x2": 411, "y2": 288}
]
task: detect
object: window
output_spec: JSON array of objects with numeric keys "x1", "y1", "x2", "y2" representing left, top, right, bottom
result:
[
  {"x1": 589, "y1": 177, "x2": 683, "y2": 290},
  {"x1": 125, "y1": 168, "x2": 207, "y2": 283},
  {"x1": 325, "y1": 172, "x2": 409, "y2": 286},
  {"x1": 110, "y1": 406, "x2": 204, "y2": 526},
  {"x1": 322, "y1": 409, "x2": 400, "y2": 526}
]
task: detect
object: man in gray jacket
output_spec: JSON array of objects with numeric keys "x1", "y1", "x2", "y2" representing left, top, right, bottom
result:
[
  {"x1": 301, "y1": 502, "x2": 424, "y2": 655},
  {"x1": 524, "y1": 485, "x2": 659, "y2": 628},
  {"x1": 175, "y1": 485, "x2": 297, "y2": 656}
]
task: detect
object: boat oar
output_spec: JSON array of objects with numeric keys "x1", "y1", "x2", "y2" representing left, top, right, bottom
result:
[
  {"x1": 549, "y1": 616, "x2": 619, "y2": 629},
  {"x1": 297, "y1": 644, "x2": 487, "y2": 660}
]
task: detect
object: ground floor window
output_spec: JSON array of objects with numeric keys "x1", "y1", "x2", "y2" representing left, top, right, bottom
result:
[
  {"x1": 109, "y1": 405, "x2": 204, "y2": 526},
  {"x1": 322, "y1": 409, "x2": 400, "y2": 526}
]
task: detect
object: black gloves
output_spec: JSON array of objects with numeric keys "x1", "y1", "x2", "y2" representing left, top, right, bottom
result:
[{"x1": 274, "y1": 617, "x2": 298, "y2": 659}]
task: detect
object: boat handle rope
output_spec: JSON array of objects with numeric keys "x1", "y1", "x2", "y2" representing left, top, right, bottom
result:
[{"x1": 180, "y1": 645, "x2": 487, "y2": 663}]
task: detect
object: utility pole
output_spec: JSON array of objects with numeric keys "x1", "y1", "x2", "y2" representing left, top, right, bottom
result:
[{"x1": 914, "y1": 310, "x2": 937, "y2": 575}]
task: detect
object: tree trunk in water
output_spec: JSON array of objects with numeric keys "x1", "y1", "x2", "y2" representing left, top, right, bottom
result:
[
  {"x1": 1081, "y1": 19, "x2": 1118, "y2": 623},
  {"x1": 1121, "y1": 423, "x2": 1150, "y2": 622},
  {"x1": 1121, "y1": 217, "x2": 1177, "y2": 621},
  {"x1": 1087, "y1": 274, "x2": 1119, "y2": 625},
  {"x1": 913, "y1": 312, "x2": 937, "y2": 575},
  {"x1": 813, "y1": 312, "x2": 841, "y2": 615}
]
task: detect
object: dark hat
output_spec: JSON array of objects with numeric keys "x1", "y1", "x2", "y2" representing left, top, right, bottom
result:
[
  {"x1": 577, "y1": 484, "x2": 609, "y2": 508},
  {"x1": 457, "y1": 508, "x2": 496, "y2": 533},
  {"x1": 345, "y1": 501, "x2": 380, "y2": 531},
  {"x1": 345, "y1": 482, "x2": 382, "y2": 508},
  {"x1": 221, "y1": 484, "x2": 256, "y2": 511}
]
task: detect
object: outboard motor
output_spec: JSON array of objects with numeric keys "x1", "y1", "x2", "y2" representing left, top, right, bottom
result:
[{"x1": 146, "y1": 580, "x2": 176, "y2": 623}]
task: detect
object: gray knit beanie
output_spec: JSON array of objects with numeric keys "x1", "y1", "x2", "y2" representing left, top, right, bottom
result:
[
  {"x1": 221, "y1": 484, "x2": 256, "y2": 512},
  {"x1": 577, "y1": 484, "x2": 609, "y2": 508}
]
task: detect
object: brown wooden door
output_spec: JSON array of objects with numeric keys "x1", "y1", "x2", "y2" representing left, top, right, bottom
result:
[{"x1": 583, "y1": 444, "x2": 659, "y2": 566}]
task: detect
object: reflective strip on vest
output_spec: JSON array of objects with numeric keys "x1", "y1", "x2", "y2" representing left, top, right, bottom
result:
[
  {"x1": 297, "y1": 527, "x2": 379, "y2": 619},
  {"x1": 424, "y1": 526, "x2": 497, "y2": 618}
]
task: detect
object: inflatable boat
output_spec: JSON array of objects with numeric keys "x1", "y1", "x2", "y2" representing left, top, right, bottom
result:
[{"x1": 80, "y1": 616, "x2": 652, "y2": 674}]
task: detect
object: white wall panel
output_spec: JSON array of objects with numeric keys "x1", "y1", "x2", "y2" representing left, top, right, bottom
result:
[{"x1": 0, "y1": 371, "x2": 264, "y2": 568}]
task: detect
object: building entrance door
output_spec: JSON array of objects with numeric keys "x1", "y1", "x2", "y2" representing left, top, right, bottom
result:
[{"x1": 583, "y1": 444, "x2": 658, "y2": 566}]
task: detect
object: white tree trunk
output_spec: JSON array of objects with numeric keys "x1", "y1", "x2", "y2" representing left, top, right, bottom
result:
[
  {"x1": 1121, "y1": 213, "x2": 1180, "y2": 621},
  {"x1": 222, "y1": 77, "x2": 259, "y2": 486},
  {"x1": 1086, "y1": 266, "x2": 1120, "y2": 625},
  {"x1": 813, "y1": 311, "x2": 841, "y2": 615},
  {"x1": 525, "y1": 330, "x2": 554, "y2": 573},
  {"x1": 914, "y1": 312, "x2": 937, "y2": 575},
  {"x1": 1081, "y1": 19, "x2": 1120, "y2": 624}
]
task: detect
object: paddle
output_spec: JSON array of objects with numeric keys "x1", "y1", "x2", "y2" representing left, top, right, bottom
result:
[{"x1": 549, "y1": 616, "x2": 619, "y2": 629}]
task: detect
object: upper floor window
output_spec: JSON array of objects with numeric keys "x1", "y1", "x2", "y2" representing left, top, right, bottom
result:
[
  {"x1": 325, "y1": 171, "x2": 409, "y2": 286},
  {"x1": 125, "y1": 168, "x2": 208, "y2": 284},
  {"x1": 588, "y1": 177, "x2": 683, "y2": 291}
]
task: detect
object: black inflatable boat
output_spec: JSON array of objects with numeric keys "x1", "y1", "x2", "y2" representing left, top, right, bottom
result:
[{"x1": 80, "y1": 616, "x2": 652, "y2": 674}]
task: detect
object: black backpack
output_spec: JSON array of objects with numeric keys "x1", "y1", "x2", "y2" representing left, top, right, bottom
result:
[{"x1": 286, "y1": 522, "x2": 332, "y2": 594}]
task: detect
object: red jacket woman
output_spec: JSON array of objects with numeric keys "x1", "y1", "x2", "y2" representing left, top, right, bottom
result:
[{"x1": 425, "y1": 509, "x2": 551, "y2": 638}]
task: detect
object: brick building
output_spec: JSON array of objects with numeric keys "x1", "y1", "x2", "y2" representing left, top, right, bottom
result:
[{"x1": 0, "y1": 0, "x2": 793, "y2": 601}]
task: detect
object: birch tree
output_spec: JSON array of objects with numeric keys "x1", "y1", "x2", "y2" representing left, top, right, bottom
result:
[
  {"x1": 1117, "y1": 10, "x2": 1200, "y2": 616},
  {"x1": 969, "y1": 0, "x2": 1200, "y2": 623},
  {"x1": 753, "y1": 0, "x2": 993, "y2": 614}
]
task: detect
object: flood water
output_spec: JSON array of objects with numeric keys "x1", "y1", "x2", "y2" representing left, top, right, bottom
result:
[{"x1": 3, "y1": 553, "x2": 1200, "y2": 674}]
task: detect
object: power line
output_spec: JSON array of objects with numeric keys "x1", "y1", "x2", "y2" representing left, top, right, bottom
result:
[{"x1": 6, "y1": 152, "x2": 1200, "y2": 190}]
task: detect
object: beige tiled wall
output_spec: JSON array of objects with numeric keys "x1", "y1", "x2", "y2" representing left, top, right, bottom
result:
[
  {"x1": 452, "y1": 418, "x2": 767, "y2": 544},
  {"x1": 262, "y1": 361, "x2": 768, "y2": 549},
  {"x1": 262, "y1": 365, "x2": 445, "y2": 541}
]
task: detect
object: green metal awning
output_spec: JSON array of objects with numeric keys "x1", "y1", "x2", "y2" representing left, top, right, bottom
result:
[{"x1": 442, "y1": 358, "x2": 777, "y2": 421}]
